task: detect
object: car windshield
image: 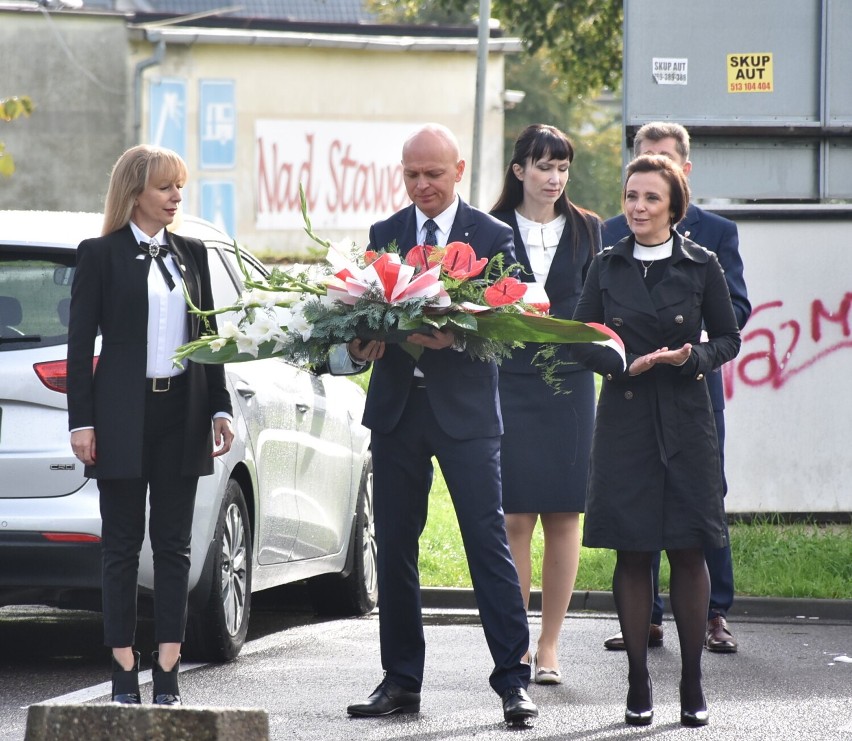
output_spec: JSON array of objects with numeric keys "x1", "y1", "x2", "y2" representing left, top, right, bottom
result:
[{"x1": 0, "y1": 251, "x2": 78, "y2": 350}]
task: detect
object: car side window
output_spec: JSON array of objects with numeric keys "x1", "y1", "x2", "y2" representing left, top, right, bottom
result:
[
  {"x1": 206, "y1": 244, "x2": 270, "y2": 326},
  {"x1": 0, "y1": 254, "x2": 77, "y2": 350},
  {"x1": 206, "y1": 248, "x2": 241, "y2": 309}
]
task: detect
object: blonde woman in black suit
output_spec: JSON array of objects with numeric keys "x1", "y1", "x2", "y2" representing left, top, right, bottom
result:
[{"x1": 67, "y1": 145, "x2": 234, "y2": 705}]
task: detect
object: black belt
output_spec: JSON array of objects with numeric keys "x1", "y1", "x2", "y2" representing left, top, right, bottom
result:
[{"x1": 146, "y1": 373, "x2": 188, "y2": 393}]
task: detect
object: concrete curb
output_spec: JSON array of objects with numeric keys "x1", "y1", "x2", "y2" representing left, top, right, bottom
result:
[
  {"x1": 25, "y1": 704, "x2": 269, "y2": 741},
  {"x1": 421, "y1": 587, "x2": 852, "y2": 622}
]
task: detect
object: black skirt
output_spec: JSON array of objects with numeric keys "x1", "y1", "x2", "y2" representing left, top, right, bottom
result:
[{"x1": 498, "y1": 370, "x2": 595, "y2": 514}]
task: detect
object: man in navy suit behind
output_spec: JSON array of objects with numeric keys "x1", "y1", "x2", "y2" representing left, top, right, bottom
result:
[
  {"x1": 601, "y1": 121, "x2": 751, "y2": 655},
  {"x1": 345, "y1": 124, "x2": 538, "y2": 726}
]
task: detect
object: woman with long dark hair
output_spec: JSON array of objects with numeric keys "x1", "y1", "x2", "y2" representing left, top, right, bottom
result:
[{"x1": 490, "y1": 124, "x2": 600, "y2": 685}]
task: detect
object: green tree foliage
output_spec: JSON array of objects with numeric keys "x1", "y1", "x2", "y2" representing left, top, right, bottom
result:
[
  {"x1": 366, "y1": 1, "x2": 625, "y2": 218},
  {"x1": 502, "y1": 53, "x2": 623, "y2": 219},
  {"x1": 0, "y1": 96, "x2": 34, "y2": 177},
  {"x1": 367, "y1": 0, "x2": 623, "y2": 99}
]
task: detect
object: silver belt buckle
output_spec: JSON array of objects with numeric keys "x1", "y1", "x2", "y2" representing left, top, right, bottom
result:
[{"x1": 151, "y1": 377, "x2": 170, "y2": 392}]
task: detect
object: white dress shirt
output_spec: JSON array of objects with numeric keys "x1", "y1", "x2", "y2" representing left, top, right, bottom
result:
[
  {"x1": 514, "y1": 210, "x2": 566, "y2": 286},
  {"x1": 130, "y1": 222, "x2": 188, "y2": 379},
  {"x1": 415, "y1": 197, "x2": 460, "y2": 248}
]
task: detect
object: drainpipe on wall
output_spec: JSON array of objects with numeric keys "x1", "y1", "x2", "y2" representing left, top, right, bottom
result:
[{"x1": 133, "y1": 32, "x2": 165, "y2": 144}]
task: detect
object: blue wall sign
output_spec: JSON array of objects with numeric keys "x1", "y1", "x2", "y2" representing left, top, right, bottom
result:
[
  {"x1": 148, "y1": 78, "x2": 187, "y2": 158},
  {"x1": 199, "y1": 80, "x2": 236, "y2": 169}
]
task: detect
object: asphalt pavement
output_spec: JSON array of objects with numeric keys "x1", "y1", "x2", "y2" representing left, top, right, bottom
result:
[{"x1": 18, "y1": 588, "x2": 852, "y2": 741}]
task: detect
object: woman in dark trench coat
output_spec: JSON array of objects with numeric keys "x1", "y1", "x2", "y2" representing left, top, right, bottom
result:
[{"x1": 571, "y1": 154, "x2": 741, "y2": 728}]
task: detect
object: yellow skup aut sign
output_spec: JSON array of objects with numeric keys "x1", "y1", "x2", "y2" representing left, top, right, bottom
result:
[{"x1": 727, "y1": 53, "x2": 773, "y2": 93}]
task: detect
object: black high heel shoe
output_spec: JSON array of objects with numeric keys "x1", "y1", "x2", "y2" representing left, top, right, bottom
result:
[
  {"x1": 680, "y1": 682, "x2": 709, "y2": 727},
  {"x1": 624, "y1": 675, "x2": 653, "y2": 726},
  {"x1": 111, "y1": 650, "x2": 141, "y2": 704}
]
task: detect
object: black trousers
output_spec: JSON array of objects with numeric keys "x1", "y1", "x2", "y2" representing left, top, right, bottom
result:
[{"x1": 98, "y1": 382, "x2": 199, "y2": 647}]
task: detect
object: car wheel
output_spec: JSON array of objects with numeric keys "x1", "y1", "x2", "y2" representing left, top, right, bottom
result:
[
  {"x1": 310, "y1": 453, "x2": 377, "y2": 616},
  {"x1": 185, "y1": 478, "x2": 252, "y2": 662}
]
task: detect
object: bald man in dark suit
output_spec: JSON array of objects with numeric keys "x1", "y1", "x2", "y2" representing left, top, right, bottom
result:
[{"x1": 345, "y1": 124, "x2": 537, "y2": 726}]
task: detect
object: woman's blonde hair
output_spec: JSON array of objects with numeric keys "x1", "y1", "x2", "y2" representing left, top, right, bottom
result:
[{"x1": 101, "y1": 145, "x2": 188, "y2": 236}]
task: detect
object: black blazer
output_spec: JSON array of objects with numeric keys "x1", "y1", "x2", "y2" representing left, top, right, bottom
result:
[
  {"x1": 490, "y1": 208, "x2": 600, "y2": 374},
  {"x1": 361, "y1": 200, "x2": 516, "y2": 441},
  {"x1": 67, "y1": 224, "x2": 232, "y2": 479}
]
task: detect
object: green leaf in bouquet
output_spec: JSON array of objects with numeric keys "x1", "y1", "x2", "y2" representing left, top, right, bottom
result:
[
  {"x1": 445, "y1": 312, "x2": 478, "y2": 333},
  {"x1": 472, "y1": 313, "x2": 608, "y2": 344}
]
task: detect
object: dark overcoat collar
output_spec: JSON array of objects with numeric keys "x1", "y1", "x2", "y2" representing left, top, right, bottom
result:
[{"x1": 602, "y1": 229, "x2": 711, "y2": 319}]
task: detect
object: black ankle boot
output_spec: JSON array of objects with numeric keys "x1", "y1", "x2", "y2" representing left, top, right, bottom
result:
[
  {"x1": 152, "y1": 651, "x2": 182, "y2": 706},
  {"x1": 111, "y1": 650, "x2": 141, "y2": 704}
]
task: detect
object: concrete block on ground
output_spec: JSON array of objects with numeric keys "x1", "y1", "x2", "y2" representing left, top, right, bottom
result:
[{"x1": 25, "y1": 703, "x2": 269, "y2": 741}]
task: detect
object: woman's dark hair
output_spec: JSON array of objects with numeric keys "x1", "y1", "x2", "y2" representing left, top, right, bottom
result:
[
  {"x1": 491, "y1": 124, "x2": 599, "y2": 255},
  {"x1": 623, "y1": 154, "x2": 691, "y2": 225}
]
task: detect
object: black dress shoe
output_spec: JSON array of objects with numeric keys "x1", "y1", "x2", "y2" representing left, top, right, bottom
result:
[
  {"x1": 625, "y1": 708, "x2": 654, "y2": 726},
  {"x1": 624, "y1": 675, "x2": 653, "y2": 726},
  {"x1": 604, "y1": 623, "x2": 664, "y2": 650},
  {"x1": 680, "y1": 682, "x2": 709, "y2": 727},
  {"x1": 501, "y1": 687, "x2": 538, "y2": 725},
  {"x1": 681, "y1": 708, "x2": 710, "y2": 727},
  {"x1": 347, "y1": 678, "x2": 421, "y2": 716},
  {"x1": 705, "y1": 615, "x2": 738, "y2": 653},
  {"x1": 152, "y1": 651, "x2": 182, "y2": 706},
  {"x1": 111, "y1": 650, "x2": 141, "y2": 704}
]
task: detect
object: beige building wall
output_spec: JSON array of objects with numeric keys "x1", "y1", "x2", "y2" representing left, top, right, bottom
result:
[
  {"x1": 134, "y1": 33, "x2": 513, "y2": 256},
  {"x1": 0, "y1": 9, "x2": 132, "y2": 213}
]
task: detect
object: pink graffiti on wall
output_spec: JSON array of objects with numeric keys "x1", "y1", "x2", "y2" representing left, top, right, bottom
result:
[
  {"x1": 256, "y1": 133, "x2": 408, "y2": 217},
  {"x1": 722, "y1": 292, "x2": 852, "y2": 399}
]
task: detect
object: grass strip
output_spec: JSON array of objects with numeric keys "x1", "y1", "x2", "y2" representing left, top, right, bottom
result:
[{"x1": 419, "y1": 463, "x2": 852, "y2": 600}]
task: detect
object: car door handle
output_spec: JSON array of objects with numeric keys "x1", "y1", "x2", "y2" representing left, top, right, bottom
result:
[
  {"x1": 295, "y1": 401, "x2": 310, "y2": 413},
  {"x1": 236, "y1": 384, "x2": 256, "y2": 399}
]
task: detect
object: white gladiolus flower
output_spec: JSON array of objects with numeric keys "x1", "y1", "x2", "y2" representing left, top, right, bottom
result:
[
  {"x1": 235, "y1": 332, "x2": 260, "y2": 357},
  {"x1": 287, "y1": 301, "x2": 313, "y2": 341},
  {"x1": 218, "y1": 321, "x2": 241, "y2": 339},
  {"x1": 246, "y1": 312, "x2": 280, "y2": 344},
  {"x1": 209, "y1": 338, "x2": 228, "y2": 352}
]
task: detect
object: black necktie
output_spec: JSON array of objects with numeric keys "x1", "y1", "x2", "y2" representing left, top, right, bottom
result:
[
  {"x1": 423, "y1": 219, "x2": 439, "y2": 246},
  {"x1": 140, "y1": 240, "x2": 175, "y2": 291}
]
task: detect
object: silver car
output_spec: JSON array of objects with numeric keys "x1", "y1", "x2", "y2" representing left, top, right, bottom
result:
[{"x1": 0, "y1": 210, "x2": 376, "y2": 661}]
